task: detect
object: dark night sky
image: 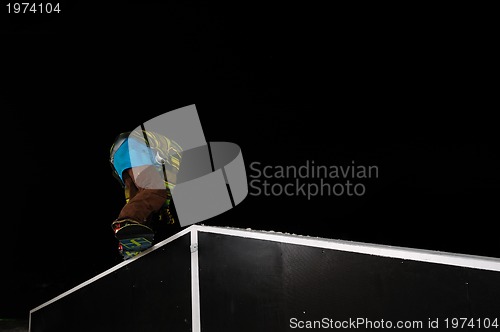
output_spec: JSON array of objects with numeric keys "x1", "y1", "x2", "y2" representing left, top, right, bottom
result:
[{"x1": 2, "y1": 2, "x2": 499, "y2": 321}]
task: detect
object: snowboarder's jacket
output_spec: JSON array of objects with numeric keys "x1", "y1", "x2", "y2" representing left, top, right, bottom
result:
[{"x1": 110, "y1": 130, "x2": 182, "y2": 190}]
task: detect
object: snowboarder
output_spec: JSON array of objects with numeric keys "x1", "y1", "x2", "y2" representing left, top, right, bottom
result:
[{"x1": 109, "y1": 129, "x2": 182, "y2": 259}]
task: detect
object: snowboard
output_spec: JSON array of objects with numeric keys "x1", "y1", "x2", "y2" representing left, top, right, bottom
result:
[{"x1": 113, "y1": 221, "x2": 155, "y2": 260}]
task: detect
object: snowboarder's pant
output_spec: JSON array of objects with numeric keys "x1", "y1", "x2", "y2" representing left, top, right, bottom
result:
[{"x1": 117, "y1": 166, "x2": 169, "y2": 224}]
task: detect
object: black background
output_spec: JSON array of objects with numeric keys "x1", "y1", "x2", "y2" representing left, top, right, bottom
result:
[{"x1": 2, "y1": 1, "x2": 499, "y2": 321}]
